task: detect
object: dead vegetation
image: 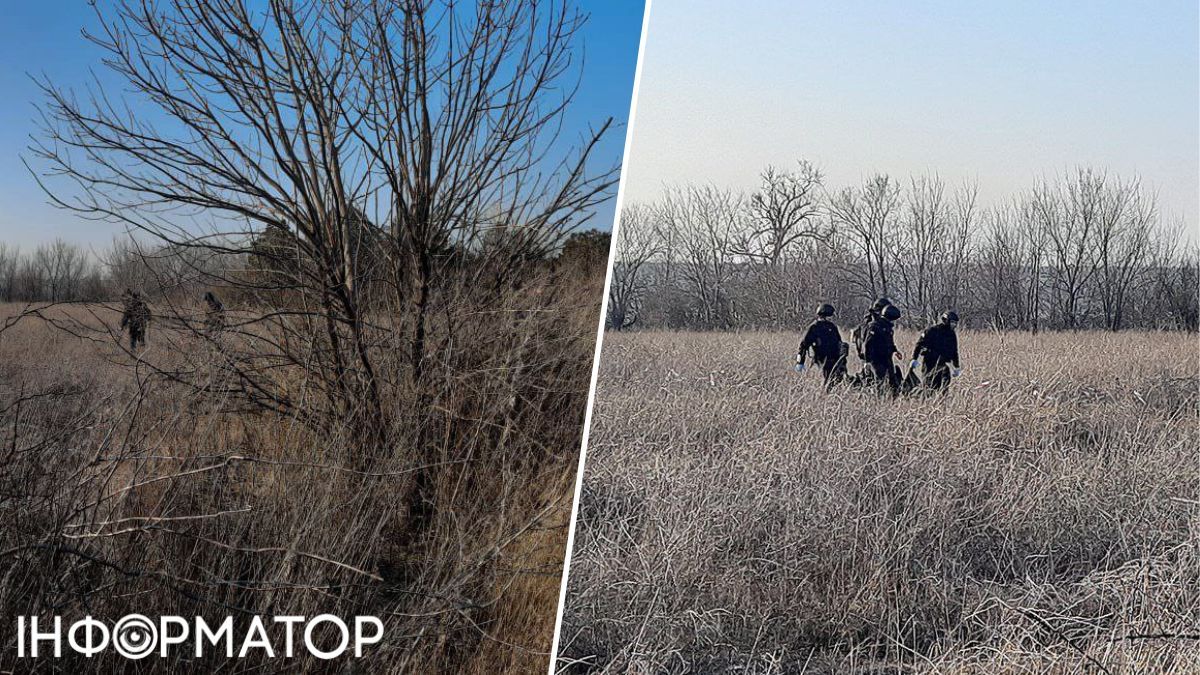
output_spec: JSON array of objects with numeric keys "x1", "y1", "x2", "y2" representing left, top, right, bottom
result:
[
  {"x1": 1, "y1": 0, "x2": 625, "y2": 670},
  {"x1": 560, "y1": 329, "x2": 1199, "y2": 673},
  {"x1": 0, "y1": 272, "x2": 602, "y2": 672}
]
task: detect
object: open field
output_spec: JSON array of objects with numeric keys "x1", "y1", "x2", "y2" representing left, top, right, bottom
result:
[
  {"x1": 561, "y1": 329, "x2": 1200, "y2": 673},
  {"x1": 0, "y1": 297, "x2": 597, "y2": 673}
]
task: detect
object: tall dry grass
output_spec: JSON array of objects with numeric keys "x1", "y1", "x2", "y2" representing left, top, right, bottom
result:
[
  {"x1": 0, "y1": 271, "x2": 602, "y2": 673},
  {"x1": 561, "y1": 329, "x2": 1200, "y2": 673}
]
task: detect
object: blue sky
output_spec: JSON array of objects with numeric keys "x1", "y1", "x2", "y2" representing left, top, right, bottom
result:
[
  {"x1": 0, "y1": 1, "x2": 646, "y2": 248},
  {"x1": 625, "y1": 0, "x2": 1198, "y2": 235}
]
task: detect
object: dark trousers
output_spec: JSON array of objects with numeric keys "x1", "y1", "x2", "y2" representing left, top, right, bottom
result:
[
  {"x1": 869, "y1": 359, "x2": 900, "y2": 394},
  {"x1": 129, "y1": 327, "x2": 145, "y2": 350},
  {"x1": 816, "y1": 355, "x2": 846, "y2": 390},
  {"x1": 923, "y1": 361, "x2": 952, "y2": 391}
]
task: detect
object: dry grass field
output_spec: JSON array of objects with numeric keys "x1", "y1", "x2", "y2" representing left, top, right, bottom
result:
[
  {"x1": 560, "y1": 329, "x2": 1200, "y2": 673},
  {"x1": 0, "y1": 295, "x2": 597, "y2": 673}
]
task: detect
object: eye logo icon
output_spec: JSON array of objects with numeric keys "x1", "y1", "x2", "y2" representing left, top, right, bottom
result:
[{"x1": 112, "y1": 615, "x2": 157, "y2": 659}]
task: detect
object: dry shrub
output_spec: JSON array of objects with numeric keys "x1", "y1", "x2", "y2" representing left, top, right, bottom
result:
[
  {"x1": 0, "y1": 267, "x2": 602, "y2": 673},
  {"x1": 561, "y1": 329, "x2": 1199, "y2": 673}
]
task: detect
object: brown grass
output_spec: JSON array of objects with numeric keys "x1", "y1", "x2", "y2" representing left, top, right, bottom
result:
[
  {"x1": 0, "y1": 291, "x2": 598, "y2": 673},
  {"x1": 560, "y1": 329, "x2": 1200, "y2": 673}
]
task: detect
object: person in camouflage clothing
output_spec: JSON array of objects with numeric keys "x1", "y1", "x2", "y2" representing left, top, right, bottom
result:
[
  {"x1": 119, "y1": 289, "x2": 150, "y2": 350},
  {"x1": 203, "y1": 291, "x2": 225, "y2": 334}
]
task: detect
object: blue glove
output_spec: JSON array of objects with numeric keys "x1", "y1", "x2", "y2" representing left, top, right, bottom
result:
[{"x1": 909, "y1": 359, "x2": 919, "y2": 370}]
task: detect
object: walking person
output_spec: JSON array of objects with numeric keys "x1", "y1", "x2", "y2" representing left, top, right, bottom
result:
[
  {"x1": 119, "y1": 289, "x2": 151, "y2": 350},
  {"x1": 910, "y1": 310, "x2": 962, "y2": 392},
  {"x1": 863, "y1": 303, "x2": 903, "y2": 395},
  {"x1": 852, "y1": 297, "x2": 892, "y2": 361},
  {"x1": 795, "y1": 304, "x2": 847, "y2": 389},
  {"x1": 203, "y1": 290, "x2": 226, "y2": 334}
]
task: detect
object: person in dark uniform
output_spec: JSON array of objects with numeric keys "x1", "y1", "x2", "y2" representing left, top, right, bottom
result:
[
  {"x1": 795, "y1": 303, "x2": 847, "y2": 389},
  {"x1": 910, "y1": 310, "x2": 961, "y2": 392},
  {"x1": 119, "y1": 289, "x2": 150, "y2": 350},
  {"x1": 852, "y1": 296, "x2": 892, "y2": 361},
  {"x1": 863, "y1": 303, "x2": 902, "y2": 394}
]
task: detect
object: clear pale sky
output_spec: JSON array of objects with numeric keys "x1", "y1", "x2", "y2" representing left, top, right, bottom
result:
[
  {"x1": 0, "y1": 1, "x2": 645, "y2": 248},
  {"x1": 624, "y1": 0, "x2": 1199, "y2": 235}
]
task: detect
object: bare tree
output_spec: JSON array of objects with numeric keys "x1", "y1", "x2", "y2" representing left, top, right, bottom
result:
[
  {"x1": 608, "y1": 204, "x2": 662, "y2": 330},
  {"x1": 827, "y1": 173, "x2": 902, "y2": 300},
  {"x1": 894, "y1": 174, "x2": 948, "y2": 324},
  {"x1": 102, "y1": 237, "x2": 163, "y2": 296},
  {"x1": 976, "y1": 202, "x2": 1028, "y2": 329},
  {"x1": 31, "y1": 0, "x2": 617, "y2": 435},
  {"x1": 736, "y1": 161, "x2": 826, "y2": 265},
  {"x1": 1012, "y1": 190, "x2": 1049, "y2": 333},
  {"x1": 1041, "y1": 169, "x2": 1107, "y2": 328},
  {"x1": 663, "y1": 185, "x2": 741, "y2": 328},
  {"x1": 938, "y1": 180, "x2": 977, "y2": 315},
  {"x1": 1156, "y1": 239, "x2": 1199, "y2": 331},
  {"x1": 1092, "y1": 177, "x2": 1157, "y2": 331},
  {"x1": 0, "y1": 244, "x2": 18, "y2": 302},
  {"x1": 731, "y1": 161, "x2": 828, "y2": 326},
  {"x1": 29, "y1": 239, "x2": 89, "y2": 301}
]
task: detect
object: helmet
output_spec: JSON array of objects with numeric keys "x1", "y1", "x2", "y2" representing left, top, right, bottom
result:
[
  {"x1": 871, "y1": 297, "x2": 892, "y2": 312},
  {"x1": 817, "y1": 303, "x2": 835, "y2": 317},
  {"x1": 941, "y1": 310, "x2": 959, "y2": 323},
  {"x1": 882, "y1": 305, "x2": 901, "y2": 321}
]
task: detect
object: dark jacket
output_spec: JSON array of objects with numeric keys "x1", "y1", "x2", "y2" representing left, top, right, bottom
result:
[
  {"x1": 862, "y1": 317, "x2": 897, "y2": 365},
  {"x1": 798, "y1": 319, "x2": 843, "y2": 365},
  {"x1": 852, "y1": 310, "x2": 878, "y2": 359},
  {"x1": 912, "y1": 323, "x2": 959, "y2": 368}
]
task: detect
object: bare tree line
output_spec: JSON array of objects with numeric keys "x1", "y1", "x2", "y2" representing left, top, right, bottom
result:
[
  {"x1": 610, "y1": 163, "x2": 1197, "y2": 332},
  {"x1": 0, "y1": 239, "x2": 103, "y2": 302},
  {"x1": 2, "y1": 228, "x2": 609, "y2": 304},
  {"x1": 0, "y1": 236, "x2": 233, "y2": 303}
]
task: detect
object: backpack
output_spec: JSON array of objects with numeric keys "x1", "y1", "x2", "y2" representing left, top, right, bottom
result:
[{"x1": 852, "y1": 320, "x2": 871, "y2": 359}]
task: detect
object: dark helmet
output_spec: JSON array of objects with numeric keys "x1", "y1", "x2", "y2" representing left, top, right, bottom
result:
[
  {"x1": 817, "y1": 303, "x2": 835, "y2": 318},
  {"x1": 941, "y1": 310, "x2": 959, "y2": 324},
  {"x1": 882, "y1": 304, "x2": 901, "y2": 321},
  {"x1": 871, "y1": 297, "x2": 892, "y2": 312}
]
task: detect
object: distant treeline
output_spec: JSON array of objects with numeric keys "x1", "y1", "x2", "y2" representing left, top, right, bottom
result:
[
  {"x1": 0, "y1": 229, "x2": 612, "y2": 305},
  {"x1": 610, "y1": 163, "x2": 1198, "y2": 332},
  {"x1": 0, "y1": 240, "x2": 106, "y2": 302}
]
